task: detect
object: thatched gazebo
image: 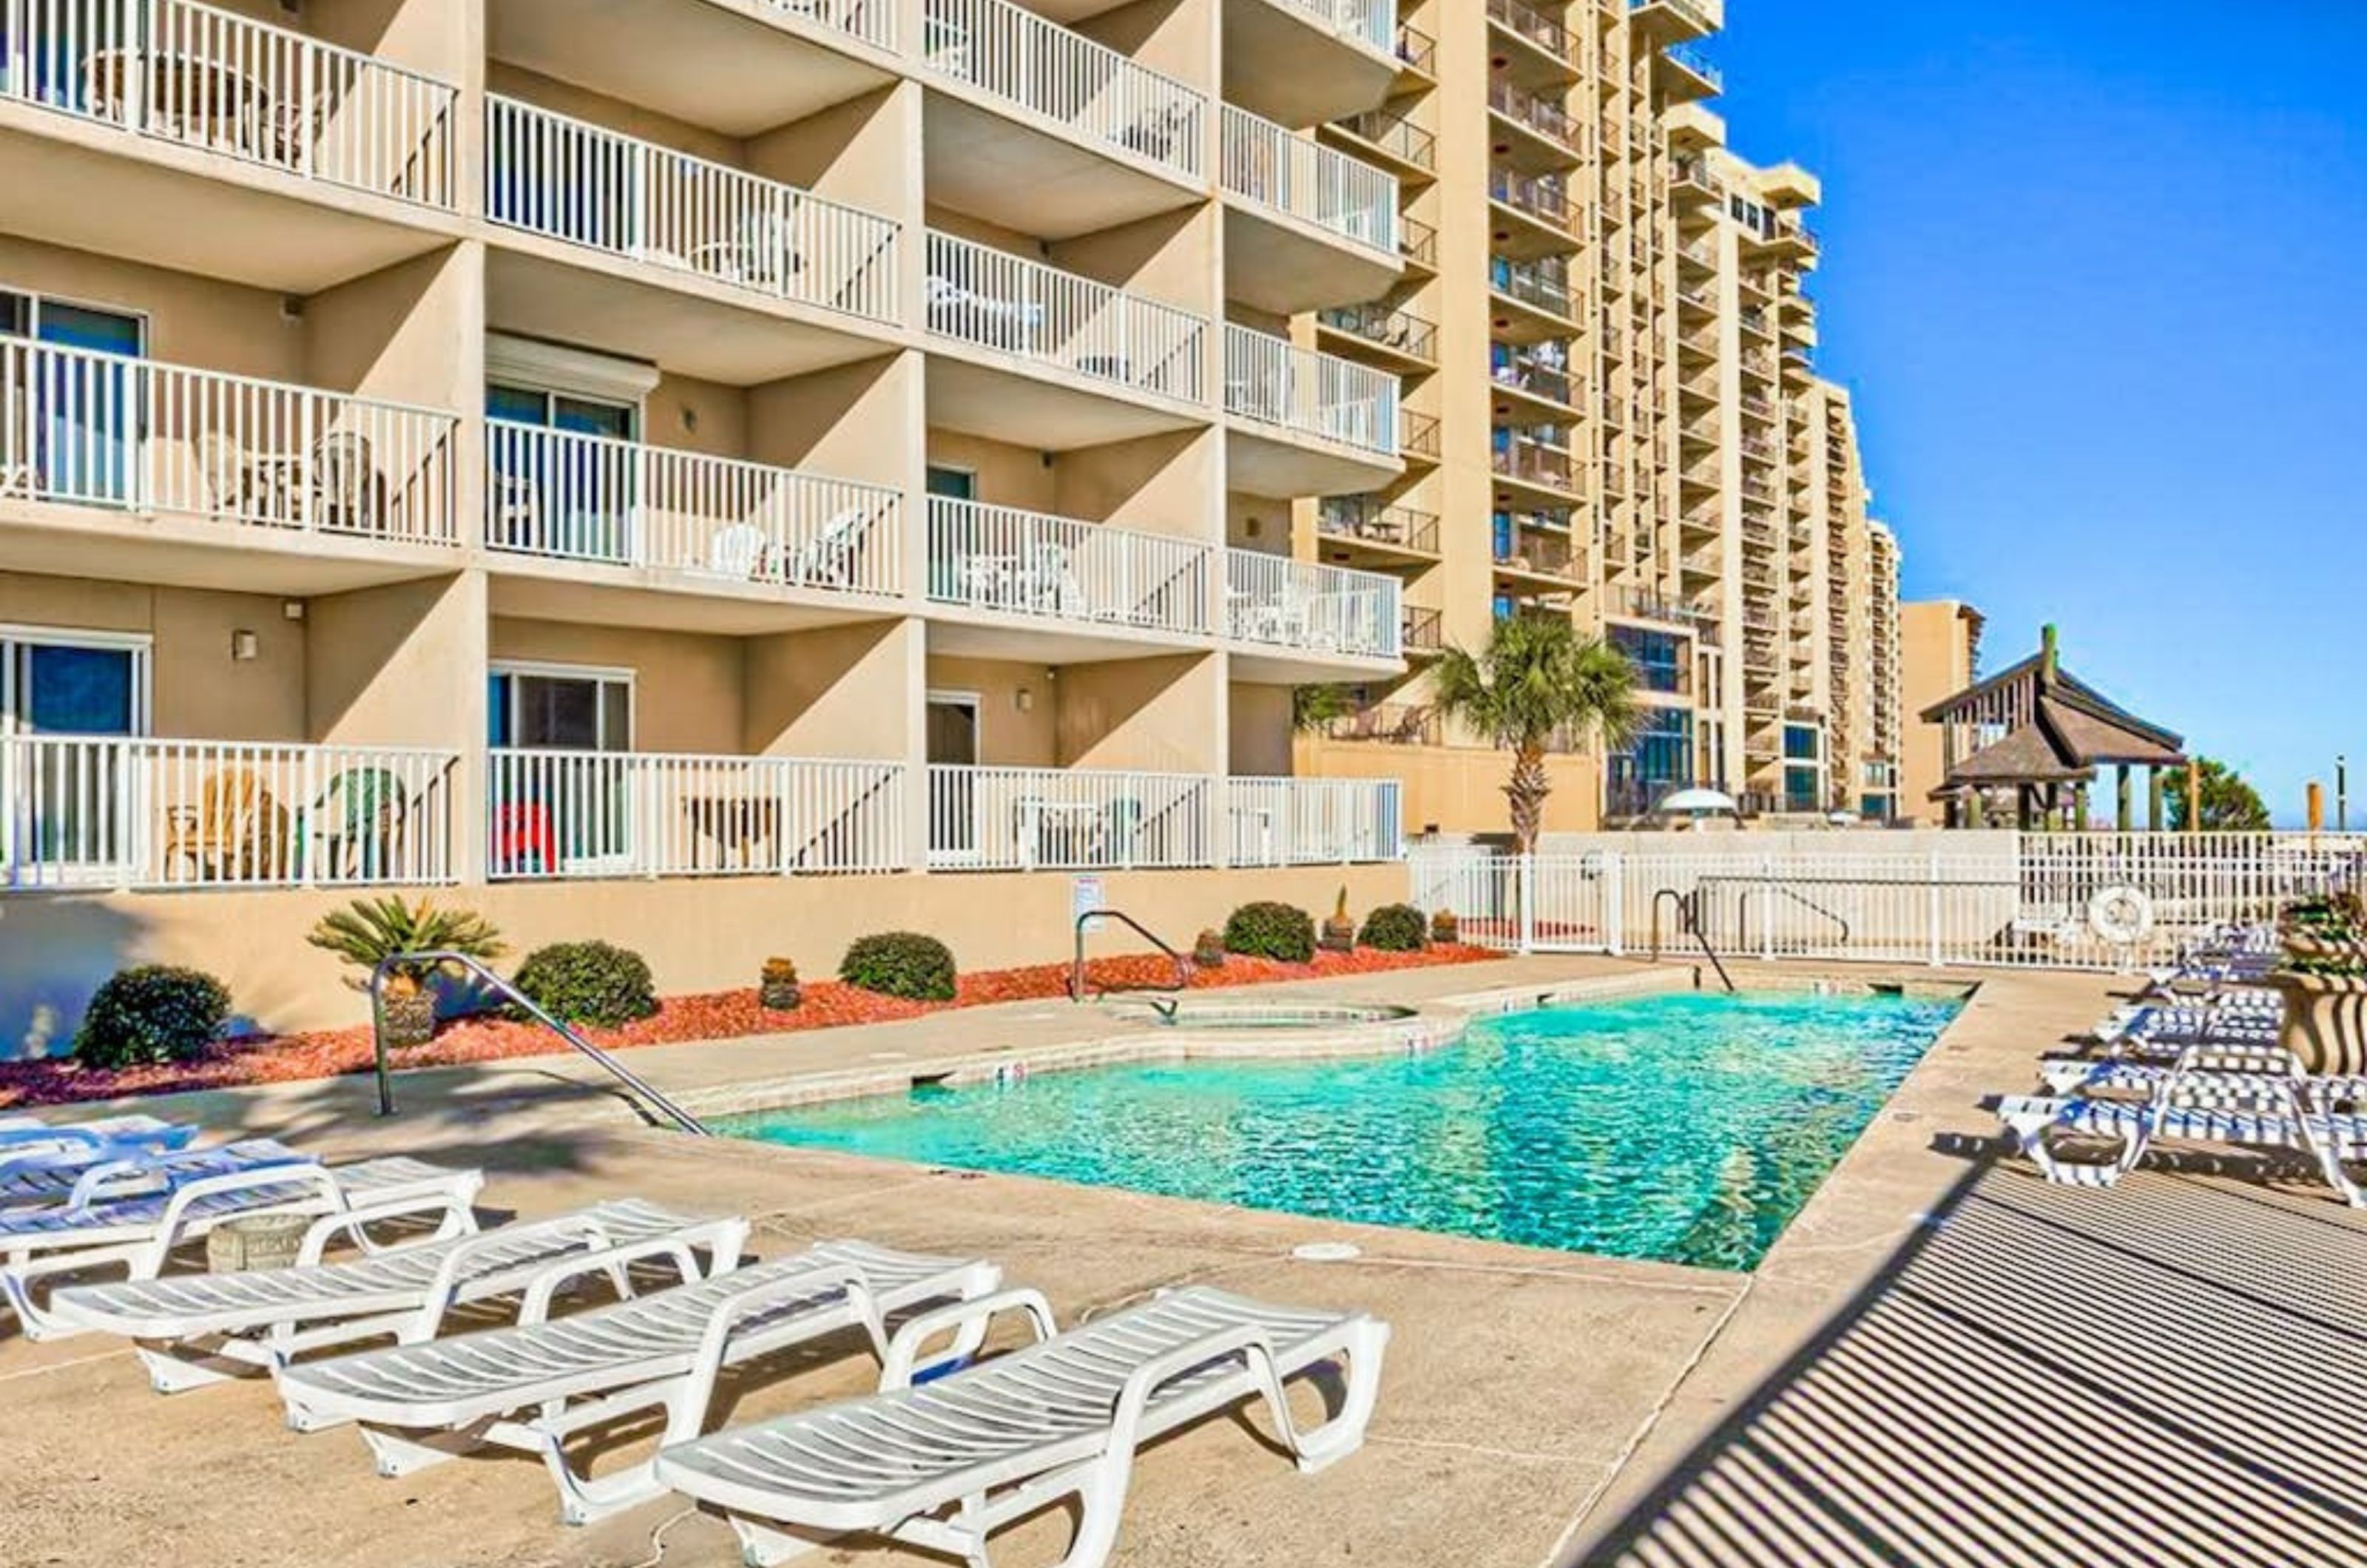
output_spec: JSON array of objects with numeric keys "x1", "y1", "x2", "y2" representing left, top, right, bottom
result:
[{"x1": 1921, "y1": 625, "x2": 2189, "y2": 830}]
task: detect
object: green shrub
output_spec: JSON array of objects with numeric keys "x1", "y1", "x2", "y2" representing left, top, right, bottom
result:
[
  {"x1": 74, "y1": 965, "x2": 231, "y2": 1069},
  {"x1": 840, "y1": 932, "x2": 958, "y2": 1002},
  {"x1": 1358, "y1": 903, "x2": 1429, "y2": 953},
  {"x1": 511, "y1": 941, "x2": 659, "y2": 1027},
  {"x1": 1223, "y1": 902, "x2": 1316, "y2": 964}
]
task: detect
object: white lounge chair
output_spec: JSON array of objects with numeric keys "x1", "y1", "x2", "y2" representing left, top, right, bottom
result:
[
  {"x1": 277, "y1": 1238, "x2": 1000, "y2": 1524},
  {"x1": 653, "y1": 1285, "x2": 1389, "y2": 1568},
  {"x1": 1998, "y1": 1090, "x2": 2367, "y2": 1206},
  {"x1": 50, "y1": 1199, "x2": 730, "y2": 1394},
  {"x1": 0, "y1": 1138, "x2": 326, "y2": 1209},
  {"x1": 0, "y1": 1115, "x2": 198, "y2": 1175},
  {"x1": 0, "y1": 1154, "x2": 479, "y2": 1340}
]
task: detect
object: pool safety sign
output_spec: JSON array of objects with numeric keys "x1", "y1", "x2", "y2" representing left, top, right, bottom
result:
[{"x1": 1072, "y1": 875, "x2": 1106, "y2": 931}]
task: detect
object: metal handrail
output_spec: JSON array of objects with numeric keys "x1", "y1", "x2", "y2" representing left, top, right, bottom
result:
[
  {"x1": 370, "y1": 951, "x2": 710, "y2": 1135},
  {"x1": 1735, "y1": 884, "x2": 1853, "y2": 949},
  {"x1": 1070, "y1": 911, "x2": 1193, "y2": 1003},
  {"x1": 1650, "y1": 888, "x2": 1735, "y2": 993}
]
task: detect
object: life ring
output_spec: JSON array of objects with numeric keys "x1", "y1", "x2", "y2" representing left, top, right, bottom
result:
[{"x1": 2087, "y1": 885, "x2": 2155, "y2": 947}]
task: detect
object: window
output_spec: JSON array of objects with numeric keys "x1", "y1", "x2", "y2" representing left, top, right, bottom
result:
[
  {"x1": 2, "y1": 289, "x2": 146, "y2": 505},
  {"x1": 1, "y1": 629, "x2": 151, "y2": 877},
  {"x1": 487, "y1": 664, "x2": 632, "y2": 751},
  {"x1": 1609, "y1": 625, "x2": 1688, "y2": 696},
  {"x1": 925, "y1": 466, "x2": 976, "y2": 501},
  {"x1": 926, "y1": 690, "x2": 982, "y2": 859},
  {"x1": 1607, "y1": 706, "x2": 1694, "y2": 816}
]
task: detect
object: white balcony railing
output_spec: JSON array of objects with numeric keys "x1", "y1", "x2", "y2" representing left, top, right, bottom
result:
[
  {"x1": 928, "y1": 764, "x2": 1212, "y2": 871},
  {"x1": 1225, "y1": 548, "x2": 1400, "y2": 658},
  {"x1": 0, "y1": 337, "x2": 460, "y2": 544},
  {"x1": 485, "y1": 423, "x2": 901, "y2": 596},
  {"x1": 922, "y1": 0, "x2": 1204, "y2": 181},
  {"x1": 923, "y1": 232, "x2": 1204, "y2": 402},
  {"x1": 1267, "y1": 0, "x2": 1393, "y2": 53},
  {"x1": 748, "y1": 0, "x2": 897, "y2": 50},
  {"x1": 927, "y1": 496, "x2": 1210, "y2": 635},
  {"x1": 485, "y1": 96, "x2": 902, "y2": 325},
  {"x1": 1, "y1": 736, "x2": 459, "y2": 890},
  {"x1": 1, "y1": 0, "x2": 459, "y2": 204},
  {"x1": 1219, "y1": 104, "x2": 1397, "y2": 257},
  {"x1": 1222, "y1": 325, "x2": 1397, "y2": 457},
  {"x1": 1225, "y1": 777, "x2": 1401, "y2": 865},
  {"x1": 487, "y1": 749, "x2": 906, "y2": 880}
]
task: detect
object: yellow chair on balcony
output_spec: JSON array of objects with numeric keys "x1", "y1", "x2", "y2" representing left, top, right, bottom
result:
[{"x1": 163, "y1": 768, "x2": 292, "y2": 885}]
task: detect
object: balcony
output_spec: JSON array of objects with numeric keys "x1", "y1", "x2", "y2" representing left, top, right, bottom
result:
[
  {"x1": 1490, "y1": 257, "x2": 1578, "y2": 334},
  {"x1": 482, "y1": 423, "x2": 901, "y2": 629},
  {"x1": 1490, "y1": 347, "x2": 1577, "y2": 416},
  {"x1": 1485, "y1": 0, "x2": 1576, "y2": 79},
  {"x1": 488, "y1": 749, "x2": 905, "y2": 879},
  {"x1": 1487, "y1": 77, "x2": 1581, "y2": 164},
  {"x1": 1400, "y1": 605, "x2": 1443, "y2": 656},
  {"x1": 929, "y1": 764, "x2": 1212, "y2": 870},
  {"x1": 1493, "y1": 531, "x2": 1581, "y2": 588},
  {"x1": 1317, "y1": 495, "x2": 1439, "y2": 561},
  {"x1": 1327, "y1": 103, "x2": 1436, "y2": 180},
  {"x1": 1399, "y1": 408, "x2": 1440, "y2": 464},
  {"x1": 1220, "y1": 104, "x2": 1401, "y2": 314},
  {"x1": 1315, "y1": 303, "x2": 1437, "y2": 371},
  {"x1": 922, "y1": 231, "x2": 1207, "y2": 443},
  {"x1": 1491, "y1": 435, "x2": 1583, "y2": 502},
  {"x1": 0, "y1": 0, "x2": 459, "y2": 290},
  {"x1": 1226, "y1": 777, "x2": 1401, "y2": 865},
  {"x1": 1223, "y1": 324, "x2": 1400, "y2": 493},
  {"x1": 1399, "y1": 213, "x2": 1438, "y2": 272},
  {"x1": 0, "y1": 337, "x2": 459, "y2": 589},
  {"x1": 1, "y1": 736, "x2": 458, "y2": 891},
  {"x1": 926, "y1": 496, "x2": 1212, "y2": 654},
  {"x1": 1656, "y1": 42, "x2": 1722, "y2": 102},
  {"x1": 1488, "y1": 169, "x2": 1574, "y2": 249},
  {"x1": 1395, "y1": 22, "x2": 1436, "y2": 80},
  {"x1": 1225, "y1": 548, "x2": 1400, "y2": 677},
  {"x1": 1320, "y1": 702, "x2": 1438, "y2": 745},
  {"x1": 921, "y1": 0, "x2": 1206, "y2": 236},
  {"x1": 1224, "y1": 0, "x2": 1398, "y2": 129},
  {"x1": 483, "y1": 96, "x2": 900, "y2": 383},
  {"x1": 1629, "y1": 0, "x2": 1721, "y2": 42}
]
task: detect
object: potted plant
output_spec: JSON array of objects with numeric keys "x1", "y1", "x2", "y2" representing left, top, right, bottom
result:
[
  {"x1": 1430, "y1": 908, "x2": 1460, "y2": 947},
  {"x1": 2265, "y1": 955, "x2": 2367, "y2": 1075},
  {"x1": 1191, "y1": 929, "x2": 1226, "y2": 970},
  {"x1": 1320, "y1": 886, "x2": 1357, "y2": 954},
  {"x1": 308, "y1": 895, "x2": 505, "y2": 1049},
  {"x1": 760, "y1": 958, "x2": 803, "y2": 1012}
]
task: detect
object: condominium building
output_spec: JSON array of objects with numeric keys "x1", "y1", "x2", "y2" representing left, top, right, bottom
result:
[
  {"x1": 0, "y1": 0, "x2": 1431, "y2": 1030},
  {"x1": 1292, "y1": 0, "x2": 1905, "y2": 829},
  {"x1": 1899, "y1": 597, "x2": 1988, "y2": 823}
]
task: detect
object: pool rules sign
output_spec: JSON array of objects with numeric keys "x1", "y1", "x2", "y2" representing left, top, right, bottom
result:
[{"x1": 1072, "y1": 875, "x2": 1105, "y2": 933}]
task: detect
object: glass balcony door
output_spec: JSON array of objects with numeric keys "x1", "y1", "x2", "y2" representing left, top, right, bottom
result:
[
  {"x1": 485, "y1": 382, "x2": 638, "y2": 564},
  {"x1": 488, "y1": 663, "x2": 634, "y2": 874},
  {"x1": 1, "y1": 633, "x2": 149, "y2": 885}
]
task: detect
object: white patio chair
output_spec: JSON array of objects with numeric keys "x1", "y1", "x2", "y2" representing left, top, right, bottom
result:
[
  {"x1": 50, "y1": 1199, "x2": 730, "y2": 1396},
  {"x1": 1997, "y1": 1087, "x2": 2366, "y2": 1206},
  {"x1": 653, "y1": 1284, "x2": 1389, "y2": 1568},
  {"x1": 781, "y1": 506, "x2": 871, "y2": 589},
  {"x1": 277, "y1": 1238, "x2": 1000, "y2": 1524},
  {"x1": 0, "y1": 1118, "x2": 207, "y2": 1184},
  {"x1": 705, "y1": 521, "x2": 769, "y2": 579},
  {"x1": 0, "y1": 1152, "x2": 481, "y2": 1340}
]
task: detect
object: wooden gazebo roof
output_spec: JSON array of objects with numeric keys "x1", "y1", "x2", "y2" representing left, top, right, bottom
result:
[{"x1": 1923, "y1": 626, "x2": 2186, "y2": 800}]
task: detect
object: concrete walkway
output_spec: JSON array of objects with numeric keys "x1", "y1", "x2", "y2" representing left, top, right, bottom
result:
[{"x1": 1, "y1": 958, "x2": 2353, "y2": 1568}]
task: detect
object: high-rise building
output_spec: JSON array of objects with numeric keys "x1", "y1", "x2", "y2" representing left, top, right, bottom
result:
[
  {"x1": 0, "y1": 0, "x2": 1434, "y2": 1029},
  {"x1": 1294, "y1": 0, "x2": 1905, "y2": 830},
  {"x1": 1899, "y1": 598, "x2": 1988, "y2": 822}
]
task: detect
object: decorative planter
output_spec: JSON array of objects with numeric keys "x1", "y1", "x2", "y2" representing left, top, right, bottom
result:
[
  {"x1": 377, "y1": 986, "x2": 438, "y2": 1050},
  {"x1": 1320, "y1": 919, "x2": 1357, "y2": 955},
  {"x1": 2266, "y1": 970, "x2": 2367, "y2": 1075},
  {"x1": 206, "y1": 1212, "x2": 312, "y2": 1273},
  {"x1": 760, "y1": 959, "x2": 803, "y2": 1012},
  {"x1": 1191, "y1": 930, "x2": 1226, "y2": 970},
  {"x1": 1431, "y1": 910, "x2": 1460, "y2": 946}
]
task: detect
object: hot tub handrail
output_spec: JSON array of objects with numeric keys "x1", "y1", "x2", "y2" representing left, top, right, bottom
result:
[
  {"x1": 1070, "y1": 911, "x2": 1194, "y2": 1003},
  {"x1": 369, "y1": 950, "x2": 712, "y2": 1136},
  {"x1": 1650, "y1": 888, "x2": 1735, "y2": 993}
]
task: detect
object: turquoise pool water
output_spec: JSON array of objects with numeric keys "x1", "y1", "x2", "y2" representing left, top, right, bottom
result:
[{"x1": 718, "y1": 991, "x2": 1961, "y2": 1270}]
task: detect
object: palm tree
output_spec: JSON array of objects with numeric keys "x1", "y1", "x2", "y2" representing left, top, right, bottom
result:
[{"x1": 1431, "y1": 615, "x2": 1642, "y2": 851}]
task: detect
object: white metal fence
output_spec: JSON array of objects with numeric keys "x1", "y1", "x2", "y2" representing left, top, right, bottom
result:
[
  {"x1": 1219, "y1": 104, "x2": 1397, "y2": 256},
  {"x1": 1268, "y1": 0, "x2": 1392, "y2": 52},
  {"x1": 926, "y1": 497, "x2": 1209, "y2": 635},
  {"x1": 0, "y1": 737, "x2": 458, "y2": 889},
  {"x1": 923, "y1": 231, "x2": 1204, "y2": 401},
  {"x1": 1225, "y1": 777, "x2": 1399, "y2": 866},
  {"x1": 922, "y1": 0, "x2": 1204, "y2": 180},
  {"x1": 485, "y1": 96, "x2": 902, "y2": 325},
  {"x1": 1224, "y1": 548, "x2": 1399, "y2": 658},
  {"x1": 0, "y1": 338, "x2": 460, "y2": 545},
  {"x1": 2, "y1": 0, "x2": 457, "y2": 203},
  {"x1": 928, "y1": 765, "x2": 1212, "y2": 871},
  {"x1": 1411, "y1": 835, "x2": 2367, "y2": 972},
  {"x1": 1223, "y1": 324, "x2": 1398, "y2": 456},
  {"x1": 750, "y1": 0, "x2": 896, "y2": 50},
  {"x1": 487, "y1": 749, "x2": 906, "y2": 880},
  {"x1": 484, "y1": 422, "x2": 902, "y2": 596}
]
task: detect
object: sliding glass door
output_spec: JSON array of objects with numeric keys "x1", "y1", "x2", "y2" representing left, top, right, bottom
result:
[{"x1": 1, "y1": 632, "x2": 148, "y2": 885}]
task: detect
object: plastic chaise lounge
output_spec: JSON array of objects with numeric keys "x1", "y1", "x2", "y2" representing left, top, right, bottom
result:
[
  {"x1": 1998, "y1": 1088, "x2": 2367, "y2": 1206},
  {"x1": 0, "y1": 1132, "x2": 286, "y2": 1203},
  {"x1": 0, "y1": 1113, "x2": 197, "y2": 1158},
  {"x1": 652, "y1": 1284, "x2": 1390, "y2": 1568},
  {"x1": 0, "y1": 1151, "x2": 481, "y2": 1339},
  {"x1": 47, "y1": 1200, "x2": 735, "y2": 1394},
  {"x1": 276, "y1": 1238, "x2": 1001, "y2": 1524}
]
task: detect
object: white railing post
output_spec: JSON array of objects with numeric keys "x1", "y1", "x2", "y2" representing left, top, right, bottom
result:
[
  {"x1": 1927, "y1": 848, "x2": 1944, "y2": 967},
  {"x1": 1759, "y1": 852, "x2": 1776, "y2": 961},
  {"x1": 1517, "y1": 852, "x2": 1536, "y2": 954},
  {"x1": 1604, "y1": 850, "x2": 1624, "y2": 956}
]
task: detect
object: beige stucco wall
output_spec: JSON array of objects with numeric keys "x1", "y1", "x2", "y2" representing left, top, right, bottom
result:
[
  {"x1": 489, "y1": 617, "x2": 744, "y2": 754},
  {"x1": 1899, "y1": 600, "x2": 1981, "y2": 825},
  {"x1": 0, "y1": 237, "x2": 303, "y2": 382},
  {"x1": 0, "y1": 573, "x2": 308, "y2": 738},
  {"x1": 0, "y1": 862, "x2": 1414, "y2": 1049},
  {"x1": 1300, "y1": 737, "x2": 1601, "y2": 838}
]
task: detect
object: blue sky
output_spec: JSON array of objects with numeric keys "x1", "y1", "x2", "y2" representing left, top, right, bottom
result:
[{"x1": 1706, "y1": 0, "x2": 2367, "y2": 826}]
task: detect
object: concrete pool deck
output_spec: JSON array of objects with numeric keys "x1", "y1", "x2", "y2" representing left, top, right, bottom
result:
[{"x1": 4, "y1": 956, "x2": 2360, "y2": 1568}]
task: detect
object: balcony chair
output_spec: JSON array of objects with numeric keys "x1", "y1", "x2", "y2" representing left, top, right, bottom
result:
[
  {"x1": 311, "y1": 430, "x2": 384, "y2": 533},
  {"x1": 490, "y1": 801, "x2": 558, "y2": 876},
  {"x1": 315, "y1": 765, "x2": 408, "y2": 879},
  {"x1": 924, "y1": 274, "x2": 1044, "y2": 354},
  {"x1": 163, "y1": 767, "x2": 293, "y2": 884},
  {"x1": 705, "y1": 522, "x2": 768, "y2": 580},
  {"x1": 780, "y1": 505, "x2": 874, "y2": 590},
  {"x1": 690, "y1": 209, "x2": 804, "y2": 293}
]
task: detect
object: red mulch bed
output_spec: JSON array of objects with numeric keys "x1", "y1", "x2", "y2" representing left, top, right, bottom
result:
[{"x1": 0, "y1": 944, "x2": 1501, "y2": 1110}]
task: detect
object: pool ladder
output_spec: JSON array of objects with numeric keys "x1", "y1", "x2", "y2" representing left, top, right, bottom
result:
[
  {"x1": 1069, "y1": 910, "x2": 1193, "y2": 1008},
  {"x1": 368, "y1": 951, "x2": 712, "y2": 1135},
  {"x1": 1651, "y1": 890, "x2": 1736, "y2": 994}
]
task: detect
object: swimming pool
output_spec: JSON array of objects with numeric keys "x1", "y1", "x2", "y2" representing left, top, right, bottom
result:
[{"x1": 717, "y1": 990, "x2": 1962, "y2": 1270}]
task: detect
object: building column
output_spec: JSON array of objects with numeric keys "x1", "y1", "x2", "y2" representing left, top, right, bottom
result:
[
  {"x1": 2147, "y1": 767, "x2": 2166, "y2": 832},
  {"x1": 2116, "y1": 766, "x2": 2133, "y2": 833}
]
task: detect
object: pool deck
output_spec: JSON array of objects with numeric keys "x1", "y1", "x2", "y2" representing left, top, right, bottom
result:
[{"x1": 5, "y1": 956, "x2": 2361, "y2": 1568}]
